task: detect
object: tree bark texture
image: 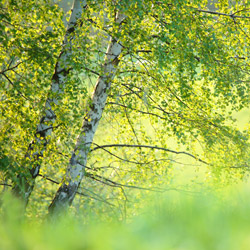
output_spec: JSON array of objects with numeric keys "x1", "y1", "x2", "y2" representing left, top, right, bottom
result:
[
  {"x1": 12, "y1": 0, "x2": 86, "y2": 205},
  {"x1": 48, "y1": 11, "x2": 126, "y2": 215}
]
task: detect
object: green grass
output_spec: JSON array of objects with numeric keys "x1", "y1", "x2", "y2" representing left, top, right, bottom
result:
[{"x1": 2, "y1": 183, "x2": 250, "y2": 250}]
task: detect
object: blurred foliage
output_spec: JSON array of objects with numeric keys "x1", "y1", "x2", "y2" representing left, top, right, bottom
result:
[{"x1": 2, "y1": 185, "x2": 250, "y2": 249}]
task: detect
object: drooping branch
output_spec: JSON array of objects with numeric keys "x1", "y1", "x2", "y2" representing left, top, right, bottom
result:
[
  {"x1": 196, "y1": 9, "x2": 250, "y2": 19},
  {"x1": 91, "y1": 144, "x2": 208, "y2": 165},
  {"x1": 36, "y1": 174, "x2": 115, "y2": 206}
]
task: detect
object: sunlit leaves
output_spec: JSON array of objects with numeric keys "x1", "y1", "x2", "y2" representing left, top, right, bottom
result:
[
  {"x1": 1, "y1": 0, "x2": 250, "y2": 218},
  {"x1": 0, "y1": 0, "x2": 64, "y2": 182}
]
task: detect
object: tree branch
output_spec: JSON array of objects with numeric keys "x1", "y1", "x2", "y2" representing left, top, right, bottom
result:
[
  {"x1": 196, "y1": 9, "x2": 250, "y2": 19},
  {"x1": 2, "y1": 72, "x2": 30, "y2": 101},
  {"x1": 91, "y1": 144, "x2": 208, "y2": 165},
  {"x1": 0, "y1": 183, "x2": 12, "y2": 187}
]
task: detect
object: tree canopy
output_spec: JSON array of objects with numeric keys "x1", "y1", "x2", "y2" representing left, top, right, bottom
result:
[{"x1": 1, "y1": 0, "x2": 250, "y2": 218}]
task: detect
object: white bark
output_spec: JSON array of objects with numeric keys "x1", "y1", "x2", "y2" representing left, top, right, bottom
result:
[
  {"x1": 13, "y1": 0, "x2": 86, "y2": 204},
  {"x1": 49, "y1": 11, "x2": 126, "y2": 215}
]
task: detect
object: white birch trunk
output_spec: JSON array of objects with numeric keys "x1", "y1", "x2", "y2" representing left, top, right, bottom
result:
[
  {"x1": 48, "y1": 12, "x2": 126, "y2": 215},
  {"x1": 13, "y1": 0, "x2": 86, "y2": 205}
]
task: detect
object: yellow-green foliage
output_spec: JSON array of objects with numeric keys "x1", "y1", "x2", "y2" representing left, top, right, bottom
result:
[{"x1": 1, "y1": 0, "x2": 250, "y2": 218}]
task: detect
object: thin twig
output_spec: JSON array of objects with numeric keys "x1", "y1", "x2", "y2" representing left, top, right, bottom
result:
[
  {"x1": 0, "y1": 183, "x2": 12, "y2": 187},
  {"x1": 2, "y1": 72, "x2": 30, "y2": 101},
  {"x1": 37, "y1": 174, "x2": 115, "y2": 206}
]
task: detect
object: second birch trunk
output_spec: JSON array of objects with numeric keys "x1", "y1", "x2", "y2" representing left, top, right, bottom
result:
[{"x1": 48, "y1": 12, "x2": 125, "y2": 215}]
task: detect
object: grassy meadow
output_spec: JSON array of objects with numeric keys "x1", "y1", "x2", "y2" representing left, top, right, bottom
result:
[{"x1": 2, "y1": 182, "x2": 250, "y2": 250}]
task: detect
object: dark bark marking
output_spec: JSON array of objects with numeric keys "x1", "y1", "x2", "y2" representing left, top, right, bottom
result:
[{"x1": 70, "y1": 152, "x2": 77, "y2": 165}]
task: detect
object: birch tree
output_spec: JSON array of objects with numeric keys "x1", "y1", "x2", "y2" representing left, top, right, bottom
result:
[{"x1": 1, "y1": 0, "x2": 86, "y2": 204}]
